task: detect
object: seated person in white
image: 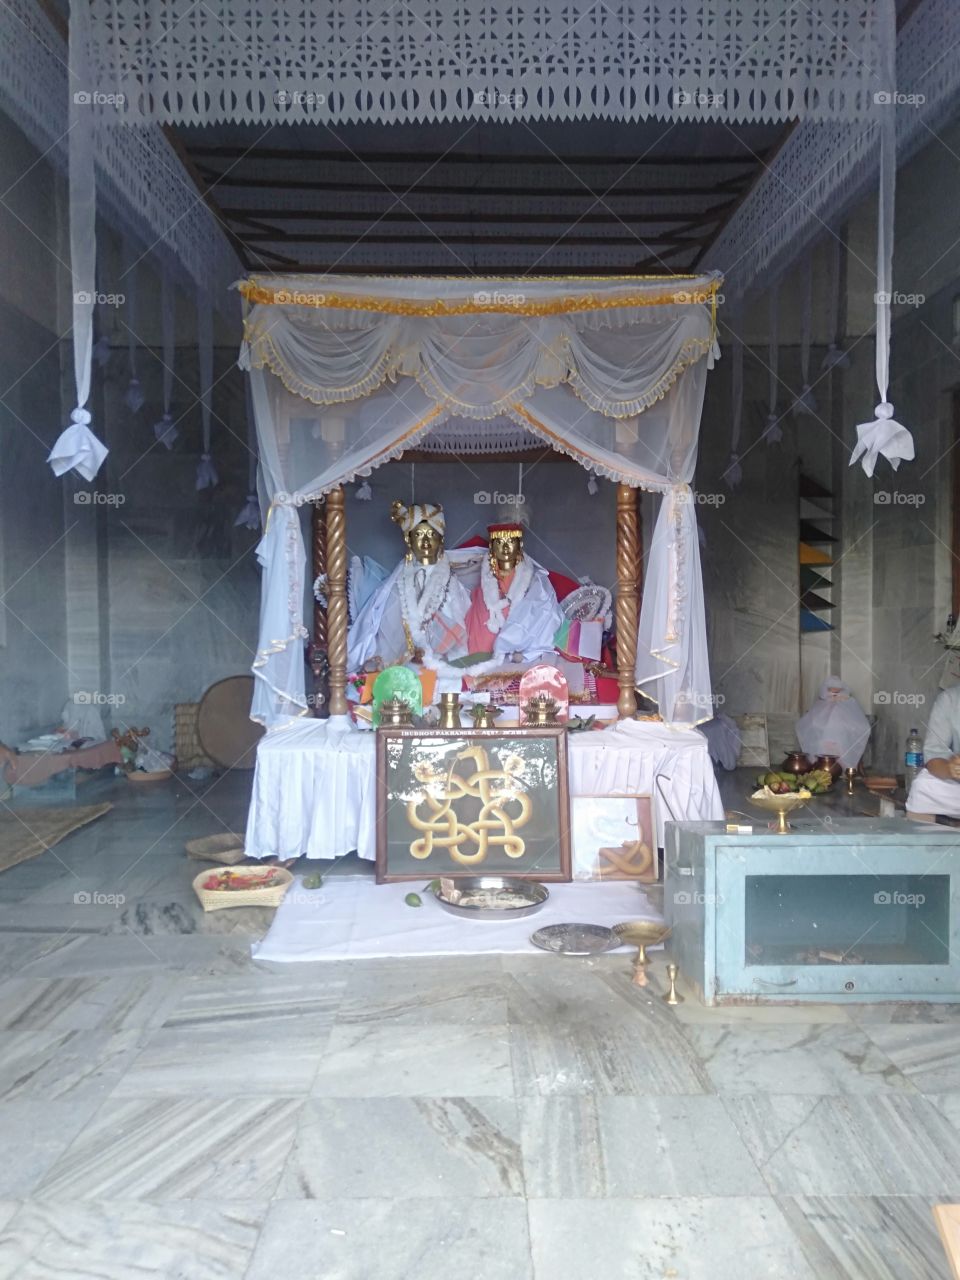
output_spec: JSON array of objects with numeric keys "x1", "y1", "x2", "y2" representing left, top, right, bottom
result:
[
  {"x1": 906, "y1": 685, "x2": 960, "y2": 819},
  {"x1": 796, "y1": 676, "x2": 870, "y2": 768},
  {"x1": 348, "y1": 500, "x2": 472, "y2": 673},
  {"x1": 463, "y1": 521, "x2": 563, "y2": 664}
]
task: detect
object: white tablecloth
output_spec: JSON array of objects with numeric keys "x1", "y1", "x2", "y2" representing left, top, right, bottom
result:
[
  {"x1": 244, "y1": 715, "x2": 723, "y2": 861},
  {"x1": 252, "y1": 877, "x2": 664, "y2": 961}
]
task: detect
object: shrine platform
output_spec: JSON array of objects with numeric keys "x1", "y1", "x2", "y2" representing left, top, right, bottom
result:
[{"x1": 244, "y1": 715, "x2": 724, "y2": 863}]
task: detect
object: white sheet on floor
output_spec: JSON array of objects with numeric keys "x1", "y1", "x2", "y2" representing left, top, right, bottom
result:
[
  {"x1": 244, "y1": 714, "x2": 723, "y2": 861},
  {"x1": 252, "y1": 877, "x2": 664, "y2": 962}
]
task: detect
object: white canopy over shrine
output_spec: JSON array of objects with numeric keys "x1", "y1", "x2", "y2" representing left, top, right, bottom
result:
[{"x1": 238, "y1": 272, "x2": 721, "y2": 727}]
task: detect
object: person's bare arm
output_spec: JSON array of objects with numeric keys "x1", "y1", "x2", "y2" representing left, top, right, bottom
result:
[{"x1": 926, "y1": 756, "x2": 960, "y2": 782}]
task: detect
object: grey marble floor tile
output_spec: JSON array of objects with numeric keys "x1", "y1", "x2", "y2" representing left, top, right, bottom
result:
[
  {"x1": 0, "y1": 931, "x2": 92, "y2": 979},
  {"x1": 502, "y1": 958, "x2": 655, "y2": 1025},
  {"x1": 337, "y1": 964, "x2": 508, "y2": 1026},
  {"x1": 278, "y1": 1097, "x2": 524, "y2": 1198},
  {"x1": 521, "y1": 1096, "x2": 766, "y2": 1197},
  {"x1": 723, "y1": 1094, "x2": 960, "y2": 1196},
  {"x1": 15, "y1": 932, "x2": 256, "y2": 978},
  {"x1": 0, "y1": 1208, "x2": 14, "y2": 1236},
  {"x1": 684, "y1": 1022, "x2": 915, "y2": 1094},
  {"x1": 312, "y1": 1023, "x2": 513, "y2": 1097},
  {"x1": 160, "y1": 970, "x2": 347, "y2": 1031},
  {"x1": 0, "y1": 1200, "x2": 265, "y2": 1280},
  {"x1": 527, "y1": 1198, "x2": 817, "y2": 1280},
  {"x1": 0, "y1": 1098, "x2": 107, "y2": 1197},
  {"x1": 0, "y1": 973, "x2": 179, "y2": 1036},
  {"x1": 38, "y1": 1096, "x2": 302, "y2": 1200},
  {"x1": 858, "y1": 1024, "x2": 960, "y2": 1092},
  {"x1": 849, "y1": 1001, "x2": 960, "y2": 1024},
  {"x1": 246, "y1": 1198, "x2": 533, "y2": 1280},
  {"x1": 776, "y1": 1195, "x2": 951, "y2": 1280},
  {"x1": 511, "y1": 1011, "x2": 712, "y2": 1095},
  {"x1": 0, "y1": 1028, "x2": 142, "y2": 1105},
  {"x1": 111, "y1": 1022, "x2": 328, "y2": 1096}
]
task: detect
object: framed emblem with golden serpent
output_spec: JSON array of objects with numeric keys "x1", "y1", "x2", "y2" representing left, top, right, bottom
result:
[{"x1": 375, "y1": 727, "x2": 571, "y2": 883}]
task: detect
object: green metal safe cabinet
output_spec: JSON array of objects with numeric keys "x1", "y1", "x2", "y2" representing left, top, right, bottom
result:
[{"x1": 664, "y1": 819, "x2": 960, "y2": 1005}]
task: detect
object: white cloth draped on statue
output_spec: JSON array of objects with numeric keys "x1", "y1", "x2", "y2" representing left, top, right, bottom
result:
[
  {"x1": 240, "y1": 274, "x2": 720, "y2": 725},
  {"x1": 348, "y1": 556, "x2": 471, "y2": 670},
  {"x1": 488, "y1": 565, "x2": 563, "y2": 663}
]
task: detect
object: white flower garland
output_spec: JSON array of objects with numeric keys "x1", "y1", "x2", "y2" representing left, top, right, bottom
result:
[
  {"x1": 481, "y1": 555, "x2": 533, "y2": 634},
  {"x1": 399, "y1": 556, "x2": 453, "y2": 652}
]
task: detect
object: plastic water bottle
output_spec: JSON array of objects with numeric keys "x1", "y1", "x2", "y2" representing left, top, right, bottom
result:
[{"x1": 905, "y1": 729, "x2": 924, "y2": 788}]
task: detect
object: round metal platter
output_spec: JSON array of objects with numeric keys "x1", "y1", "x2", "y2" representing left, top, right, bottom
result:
[{"x1": 530, "y1": 923, "x2": 623, "y2": 955}]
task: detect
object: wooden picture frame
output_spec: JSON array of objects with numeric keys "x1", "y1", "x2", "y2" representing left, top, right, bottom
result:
[
  {"x1": 375, "y1": 726, "x2": 571, "y2": 883},
  {"x1": 571, "y1": 793, "x2": 658, "y2": 882}
]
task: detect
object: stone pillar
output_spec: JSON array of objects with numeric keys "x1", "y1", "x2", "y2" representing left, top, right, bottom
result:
[
  {"x1": 325, "y1": 487, "x2": 348, "y2": 716},
  {"x1": 615, "y1": 483, "x2": 640, "y2": 719}
]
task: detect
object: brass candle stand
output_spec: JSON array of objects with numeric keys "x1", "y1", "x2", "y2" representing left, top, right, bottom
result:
[
  {"x1": 522, "y1": 694, "x2": 561, "y2": 726},
  {"x1": 438, "y1": 692, "x2": 462, "y2": 729},
  {"x1": 380, "y1": 696, "x2": 414, "y2": 727},
  {"x1": 613, "y1": 921, "x2": 671, "y2": 988}
]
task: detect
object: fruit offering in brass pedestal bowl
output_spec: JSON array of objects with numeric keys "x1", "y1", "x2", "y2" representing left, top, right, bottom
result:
[
  {"x1": 613, "y1": 921, "x2": 672, "y2": 987},
  {"x1": 756, "y1": 767, "x2": 833, "y2": 795},
  {"x1": 749, "y1": 785, "x2": 811, "y2": 834}
]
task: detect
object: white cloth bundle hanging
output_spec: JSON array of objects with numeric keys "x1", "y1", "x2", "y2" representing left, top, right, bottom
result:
[
  {"x1": 849, "y1": 0, "x2": 914, "y2": 479},
  {"x1": 796, "y1": 676, "x2": 870, "y2": 768},
  {"x1": 47, "y1": 0, "x2": 107, "y2": 484},
  {"x1": 195, "y1": 291, "x2": 218, "y2": 489},
  {"x1": 154, "y1": 271, "x2": 178, "y2": 449},
  {"x1": 121, "y1": 235, "x2": 145, "y2": 413},
  {"x1": 763, "y1": 284, "x2": 782, "y2": 444},
  {"x1": 792, "y1": 255, "x2": 817, "y2": 416}
]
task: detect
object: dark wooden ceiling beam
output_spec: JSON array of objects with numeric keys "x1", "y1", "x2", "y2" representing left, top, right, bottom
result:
[
  {"x1": 197, "y1": 168, "x2": 752, "y2": 200},
  {"x1": 223, "y1": 206, "x2": 728, "y2": 227},
  {"x1": 238, "y1": 230, "x2": 707, "y2": 247},
  {"x1": 189, "y1": 144, "x2": 764, "y2": 167}
]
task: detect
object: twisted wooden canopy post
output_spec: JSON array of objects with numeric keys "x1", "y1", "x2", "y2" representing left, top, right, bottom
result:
[
  {"x1": 325, "y1": 487, "x2": 349, "y2": 716},
  {"x1": 616, "y1": 483, "x2": 641, "y2": 719},
  {"x1": 311, "y1": 499, "x2": 327, "y2": 670}
]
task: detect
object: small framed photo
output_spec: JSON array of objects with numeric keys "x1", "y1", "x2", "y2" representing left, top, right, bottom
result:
[
  {"x1": 571, "y1": 794, "x2": 657, "y2": 882},
  {"x1": 376, "y1": 726, "x2": 571, "y2": 882}
]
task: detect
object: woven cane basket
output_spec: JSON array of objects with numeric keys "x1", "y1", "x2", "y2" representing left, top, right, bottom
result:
[{"x1": 192, "y1": 866, "x2": 293, "y2": 912}]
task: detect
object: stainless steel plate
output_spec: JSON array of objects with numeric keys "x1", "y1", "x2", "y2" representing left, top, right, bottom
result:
[
  {"x1": 432, "y1": 876, "x2": 549, "y2": 920},
  {"x1": 530, "y1": 923, "x2": 623, "y2": 955}
]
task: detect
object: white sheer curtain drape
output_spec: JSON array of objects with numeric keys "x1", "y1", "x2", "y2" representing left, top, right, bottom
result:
[{"x1": 239, "y1": 275, "x2": 720, "y2": 726}]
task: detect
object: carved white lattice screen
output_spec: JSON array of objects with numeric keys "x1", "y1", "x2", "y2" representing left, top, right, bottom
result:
[{"x1": 85, "y1": 0, "x2": 887, "y2": 126}]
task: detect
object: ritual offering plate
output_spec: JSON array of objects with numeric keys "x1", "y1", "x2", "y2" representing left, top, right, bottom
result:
[
  {"x1": 432, "y1": 876, "x2": 548, "y2": 920},
  {"x1": 530, "y1": 922, "x2": 622, "y2": 955}
]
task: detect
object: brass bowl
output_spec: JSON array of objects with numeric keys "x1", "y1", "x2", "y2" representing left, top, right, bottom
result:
[
  {"x1": 749, "y1": 791, "x2": 809, "y2": 833},
  {"x1": 613, "y1": 921, "x2": 671, "y2": 986}
]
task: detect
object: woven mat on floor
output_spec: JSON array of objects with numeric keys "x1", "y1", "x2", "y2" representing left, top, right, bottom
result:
[{"x1": 0, "y1": 802, "x2": 112, "y2": 874}]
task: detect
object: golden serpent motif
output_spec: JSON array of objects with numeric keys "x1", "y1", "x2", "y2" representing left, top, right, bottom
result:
[{"x1": 406, "y1": 744, "x2": 532, "y2": 865}]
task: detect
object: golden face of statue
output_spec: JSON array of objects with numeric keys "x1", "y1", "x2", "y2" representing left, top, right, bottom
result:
[
  {"x1": 490, "y1": 533, "x2": 523, "y2": 574},
  {"x1": 408, "y1": 522, "x2": 443, "y2": 565}
]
